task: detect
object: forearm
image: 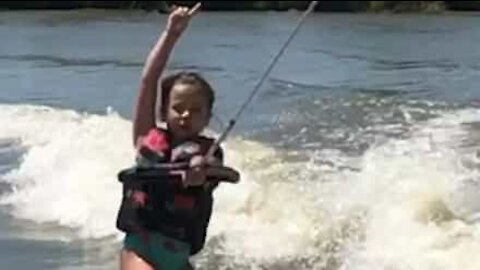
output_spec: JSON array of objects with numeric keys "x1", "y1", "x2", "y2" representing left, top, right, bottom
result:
[
  {"x1": 132, "y1": 3, "x2": 200, "y2": 146},
  {"x1": 141, "y1": 30, "x2": 180, "y2": 82},
  {"x1": 133, "y1": 30, "x2": 181, "y2": 145}
]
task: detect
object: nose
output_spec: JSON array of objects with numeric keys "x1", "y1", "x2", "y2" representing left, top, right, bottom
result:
[
  {"x1": 180, "y1": 110, "x2": 191, "y2": 119},
  {"x1": 179, "y1": 110, "x2": 192, "y2": 126}
]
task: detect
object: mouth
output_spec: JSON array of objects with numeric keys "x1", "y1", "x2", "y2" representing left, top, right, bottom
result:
[
  {"x1": 179, "y1": 121, "x2": 191, "y2": 130},
  {"x1": 177, "y1": 122, "x2": 193, "y2": 135},
  {"x1": 169, "y1": 120, "x2": 196, "y2": 139}
]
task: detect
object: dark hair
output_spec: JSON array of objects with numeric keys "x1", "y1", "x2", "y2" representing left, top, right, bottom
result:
[{"x1": 160, "y1": 72, "x2": 215, "y2": 121}]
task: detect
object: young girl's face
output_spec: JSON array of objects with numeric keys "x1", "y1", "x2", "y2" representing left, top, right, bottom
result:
[{"x1": 166, "y1": 83, "x2": 211, "y2": 141}]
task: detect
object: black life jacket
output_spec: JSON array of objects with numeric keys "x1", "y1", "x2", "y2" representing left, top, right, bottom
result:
[{"x1": 116, "y1": 128, "x2": 222, "y2": 255}]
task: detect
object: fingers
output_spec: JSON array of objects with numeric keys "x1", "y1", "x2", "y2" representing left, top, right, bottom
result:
[
  {"x1": 189, "y1": 155, "x2": 206, "y2": 168},
  {"x1": 169, "y1": 3, "x2": 201, "y2": 17},
  {"x1": 188, "y1": 2, "x2": 202, "y2": 16},
  {"x1": 171, "y1": 6, "x2": 185, "y2": 15}
]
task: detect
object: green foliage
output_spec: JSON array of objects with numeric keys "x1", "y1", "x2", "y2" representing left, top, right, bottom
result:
[
  {"x1": 368, "y1": 1, "x2": 446, "y2": 13},
  {"x1": 445, "y1": 1, "x2": 480, "y2": 11}
]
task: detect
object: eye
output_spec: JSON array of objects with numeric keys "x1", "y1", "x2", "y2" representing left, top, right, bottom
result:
[
  {"x1": 190, "y1": 107, "x2": 201, "y2": 113},
  {"x1": 172, "y1": 104, "x2": 184, "y2": 114}
]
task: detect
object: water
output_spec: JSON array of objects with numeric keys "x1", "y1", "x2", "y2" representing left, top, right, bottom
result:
[{"x1": 0, "y1": 9, "x2": 480, "y2": 270}]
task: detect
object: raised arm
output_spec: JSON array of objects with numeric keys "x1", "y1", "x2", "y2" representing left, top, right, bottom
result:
[{"x1": 133, "y1": 3, "x2": 201, "y2": 146}]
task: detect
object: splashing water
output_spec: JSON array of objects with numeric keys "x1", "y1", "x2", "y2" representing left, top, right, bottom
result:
[
  {"x1": 1, "y1": 104, "x2": 480, "y2": 270},
  {"x1": 0, "y1": 104, "x2": 133, "y2": 240},
  {"x1": 337, "y1": 109, "x2": 480, "y2": 270}
]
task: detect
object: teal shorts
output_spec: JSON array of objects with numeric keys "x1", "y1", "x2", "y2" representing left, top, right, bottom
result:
[{"x1": 123, "y1": 232, "x2": 191, "y2": 270}]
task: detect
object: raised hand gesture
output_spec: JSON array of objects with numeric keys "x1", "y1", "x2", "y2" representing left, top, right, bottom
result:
[{"x1": 166, "y1": 3, "x2": 202, "y2": 37}]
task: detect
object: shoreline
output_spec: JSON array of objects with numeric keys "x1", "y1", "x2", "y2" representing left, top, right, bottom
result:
[{"x1": 0, "y1": 1, "x2": 479, "y2": 13}]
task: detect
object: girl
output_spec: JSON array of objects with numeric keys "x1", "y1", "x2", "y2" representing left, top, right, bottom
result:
[{"x1": 119, "y1": 3, "x2": 238, "y2": 270}]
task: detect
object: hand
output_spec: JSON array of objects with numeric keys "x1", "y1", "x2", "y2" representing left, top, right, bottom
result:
[
  {"x1": 166, "y1": 3, "x2": 201, "y2": 37},
  {"x1": 183, "y1": 155, "x2": 207, "y2": 187}
]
